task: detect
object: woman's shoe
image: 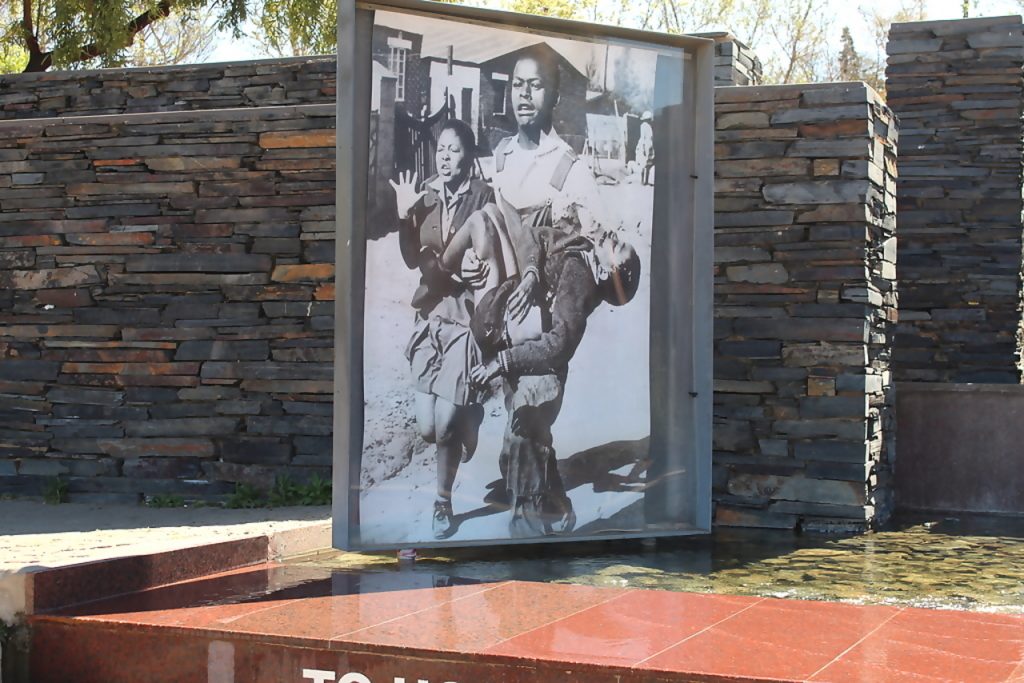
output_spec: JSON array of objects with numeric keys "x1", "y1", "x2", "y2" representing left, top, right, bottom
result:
[{"x1": 432, "y1": 499, "x2": 454, "y2": 539}]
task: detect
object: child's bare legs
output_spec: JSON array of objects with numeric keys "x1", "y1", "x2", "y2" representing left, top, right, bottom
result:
[
  {"x1": 458, "y1": 402, "x2": 484, "y2": 463},
  {"x1": 414, "y1": 391, "x2": 437, "y2": 443},
  {"x1": 441, "y1": 211, "x2": 503, "y2": 302},
  {"x1": 432, "y1": 397, "x2": 461, "y2": 538}
]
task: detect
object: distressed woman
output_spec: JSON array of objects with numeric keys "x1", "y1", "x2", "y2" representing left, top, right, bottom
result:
[{"x1": 390, "y1": 118, "x2": 505, "y2": 539}]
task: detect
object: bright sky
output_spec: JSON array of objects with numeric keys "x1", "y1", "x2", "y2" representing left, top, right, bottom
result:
[{"x1": 205, "y1": 0, "x2": 1024, "y2": 65}]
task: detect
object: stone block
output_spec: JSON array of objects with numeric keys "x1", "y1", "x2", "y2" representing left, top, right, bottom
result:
[
  {"x1": 793, "y1": 440, "x2": 868, "y2": 463},
  {"x1": 715, "y1": 506, "x2": 796, "y2": 529},
  {"x1": 712, "y1": 421, "x2": 757, "y2": 451},
  {"x1": 725, "y1": 264, "x2": 789, "y2": 284},
  {"x1": 125, "y1": 254, "x2": 272, "y2": 273},
  {"x1": 0, "y1": 266, "x2": 101, "y2": 290},
  {"x1": 270, "y1": 264, "x2": 334, "y2": 282},
  {"x1": 713, "y1": 380, "x2": 774, "y2": 394},
  {"x1": 716, "y1": 112, "x2": 770, "y2": 129},
  {"x1": 798, "y1": 396, "x2": 867, "y2": 418},
  {"x1": 736, "y1": 319, "x2": 867, "y2": 342},
  {"x1": 259, "y1": 130, "x2": 335, "y2": 148},
  {"x1": 96, "y1": 438, "x2": 216, "y2": 458},
  {"x1": 807, "y1": 376, "x2": 836, "y2": 397},
  {"x1": 774, "y1": 419, "x2": 866, "y2": 440},
  {"x1": 886, "y1": 38, "x2": 943, "y2": 54},
  {"x1": 245, "y1": 415, "x2": 332, "y2": 436},
  {"x1": 201, "y1": 362, "x2": 332, "y2": 381},
  {"x1": 281, "y1": 401, "x2": 332, "y2": 416},
  {"x1": 122, "y1": 457, "x2": 203, "y2": 479},
  {"x1": 218, "y1": 437, "x2": 292, "y2": 465},
  {"x1": 123, "y1": 418, "x2": 239, "y2": 438},
  {"x1": 787, "y1": 139, "x2": 869, "y2": 158},
  {"x1": 967, "y1": 31, "x2": 1024, "y2": 49},
  {"x1": 728, "y1": 472, "x2": 866, "y2": 505},
  {"x1": 0, "y1": 360, "x2": 60, "y2": 381},
  {"x1": 175, "y1": 340, "x2": 270, "y2": 361},
  {"x1": 215, "y1": 400, "x2": 263, "y2": 415},
  {"x1": 763, "y1": 180, "x2": 866, "y2": 205},
  {"x1": 717, "y1": 340, "x2": 781, "y2": 358}
]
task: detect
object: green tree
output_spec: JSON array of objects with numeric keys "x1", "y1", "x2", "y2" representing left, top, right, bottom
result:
[
  {"x1": 0, "y1": 0, "x2": 28, "y2": 71},
  {"x1": 837, "y1": 26, "x2": 862, "y2": 82},
  {"x1": 505, "y1": 0, "x2": 582, "y2": 20},
  {"x1": 250, "y1": 0, "x2": 460, "y2": 57},
  {"x1": 4, "y1": 0, "x2": 249, "y2": 72},
  {"x1": 128, "y1": 6, "x2": 218, "y2": 66},
  {"x1": 254, "y1": 0, "x2": 337, "y2": 56}
]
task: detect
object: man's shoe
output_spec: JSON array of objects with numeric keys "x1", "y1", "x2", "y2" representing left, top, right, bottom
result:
[
  {"x1": 432, "y1": 499, "x2": 454, "y2": 539},
  {"x1": 548, "y1": 496, "x2": 576, "y2": 535}
]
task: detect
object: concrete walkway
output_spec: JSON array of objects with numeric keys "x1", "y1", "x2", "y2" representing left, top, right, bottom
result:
[{"x1": 0, "y1": 501, "x2": 331, "y2": 622}]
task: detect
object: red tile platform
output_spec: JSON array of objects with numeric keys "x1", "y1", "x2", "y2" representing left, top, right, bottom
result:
[{"x1": 27, "y1": 562, "x2": 1024, "y2": 683}]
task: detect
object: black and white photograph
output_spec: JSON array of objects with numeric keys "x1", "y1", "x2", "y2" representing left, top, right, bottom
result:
[{"x1": 356, "y1": 8, "x2": 687, "y2": 547}]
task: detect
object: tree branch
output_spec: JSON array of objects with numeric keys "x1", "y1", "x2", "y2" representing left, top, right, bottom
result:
[
  {"x1": 22, "y1": 0, "x2": 47, "y2": 71},
  {"x1": 23, "y1": 0, "x2": 174, "y2": 72},
  {"x1": 77, "y1": 0, "x2": 174, "y2": 60}
]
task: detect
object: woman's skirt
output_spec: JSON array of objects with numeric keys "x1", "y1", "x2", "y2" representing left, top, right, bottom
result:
[{"x1": 406, "y1": 315, "x2": 481, "y2": 406}]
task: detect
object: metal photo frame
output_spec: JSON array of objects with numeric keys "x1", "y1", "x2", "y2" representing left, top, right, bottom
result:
[{"x1": 333, "y1": 0, "x2": 714, "y2": 550}]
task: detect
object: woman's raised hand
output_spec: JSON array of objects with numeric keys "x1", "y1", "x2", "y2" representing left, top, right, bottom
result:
[{"x1": 390, "y1": 171, "x2": 426, "y2": 220}]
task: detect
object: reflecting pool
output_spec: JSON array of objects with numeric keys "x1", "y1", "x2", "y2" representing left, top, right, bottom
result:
[{"x1": 288, "y1": 514, "x2": 1024, "y2": 614}]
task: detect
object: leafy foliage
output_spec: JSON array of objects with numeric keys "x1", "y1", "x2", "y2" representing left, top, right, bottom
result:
[
  {"x1": 5, "y1": 0, "x2": 245, "y2": 71},
  {"x1": 225, "y1": 481, "x2": 265, "y2": 509},
  {"x1": 254, "y1": 0, "x2": 336, "y2": 57},
  {"x1": 145, "y1": 494, "x2": 187, "y2": 508},
  {"x1": 224, "y1": 475, "x2": 331, "y2": 508}
]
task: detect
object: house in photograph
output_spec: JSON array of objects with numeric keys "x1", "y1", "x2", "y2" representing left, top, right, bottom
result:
[
  {"x1": 370, "y1": 25, "x2": 427, "y2": 115},
  {"x1": 373, "y1": 14, "x2": 593, "y2": 155}
]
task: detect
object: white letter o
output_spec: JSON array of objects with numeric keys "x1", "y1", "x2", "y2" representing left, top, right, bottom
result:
[{"x1": 338, "y1": 674, "x2": 372, "y2": 683}]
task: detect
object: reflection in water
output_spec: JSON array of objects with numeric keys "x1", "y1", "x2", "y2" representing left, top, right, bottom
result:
[{"x1": 289, "y1": 515, "x2": 1024, "y2": 614}]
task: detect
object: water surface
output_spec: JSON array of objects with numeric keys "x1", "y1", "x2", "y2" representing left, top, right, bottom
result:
[{"x1": 289, "y1": 514, "x2": 1024, "y2": 614}]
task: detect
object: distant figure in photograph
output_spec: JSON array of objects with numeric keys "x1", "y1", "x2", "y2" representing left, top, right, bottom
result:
[
  {"x1": 390, "y1": 118, "x2": 502, "y2": 539},
  {"x1": 636, "y1": 110, "x2": 655, "y2": 186}
]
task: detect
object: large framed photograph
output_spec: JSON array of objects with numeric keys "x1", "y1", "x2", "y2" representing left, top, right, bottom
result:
[{"x1": 334, "y1": 0, "x2": 714, "y2": 550}]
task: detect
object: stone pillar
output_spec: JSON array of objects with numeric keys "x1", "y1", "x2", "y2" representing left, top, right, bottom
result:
[
  {"x1": 716, "y1": 37, "x2": 762, "y2": 86},
  {"x1": 713, "y1": 83, "x2": 898, "y2": 532},
  {"x1": 886, "y1": 16, "x2": 1024, "y2": 383},
  {"x1": 697, "y1": 33, "x2": 763, "y2": 87}
]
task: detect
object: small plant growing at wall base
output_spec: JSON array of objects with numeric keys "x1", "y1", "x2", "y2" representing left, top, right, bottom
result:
[
  {"x1": 223, "y1": 476, "x2": 331, "y2": 508},
  {"x1": 225, "y1": 482, "x2": 265, "y2": 509},
  {"x1": 299, "y1": 473, "x2": 331, "y2": 506},
  {"x1": 145, "y1": 494, "x2": 186, "y2": 508},
  {"x1": 43, "y1": 477, "x2": 68, "y2": 505}
]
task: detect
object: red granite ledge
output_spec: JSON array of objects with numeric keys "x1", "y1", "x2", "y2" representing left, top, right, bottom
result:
[
  {"x1": 29, "y1": 579, "x2": 514, "y2": 656},
  {"x1": 28, "y1": 535, "x2": 270, "y2": 613},
  {"x1": 29, "y1": 618, "x2": 797, "y2": 683},
  {"x1": 28, "y1": 574, "x2": 1024, "y2": 683}
]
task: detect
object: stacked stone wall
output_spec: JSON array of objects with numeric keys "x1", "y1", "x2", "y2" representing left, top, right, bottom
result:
[
  {"x1": 886, "y1": 16, "x2": 1024, "y2": 383},
  {"x1": 0, "y1": 45, "x2": 755, "y2": 124},
  {"x1": 712, "y1": 83, "x2": 898, "y2": 531},
  {"x1": 0, "y1": 57, "x2": 337, "y2": 120},
  {"x1": 0, "y1": 54, "x2": 895, "y2": 528},
  {"x1": 0, "y1": 105, "x2": 336, "y2": 503}
]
